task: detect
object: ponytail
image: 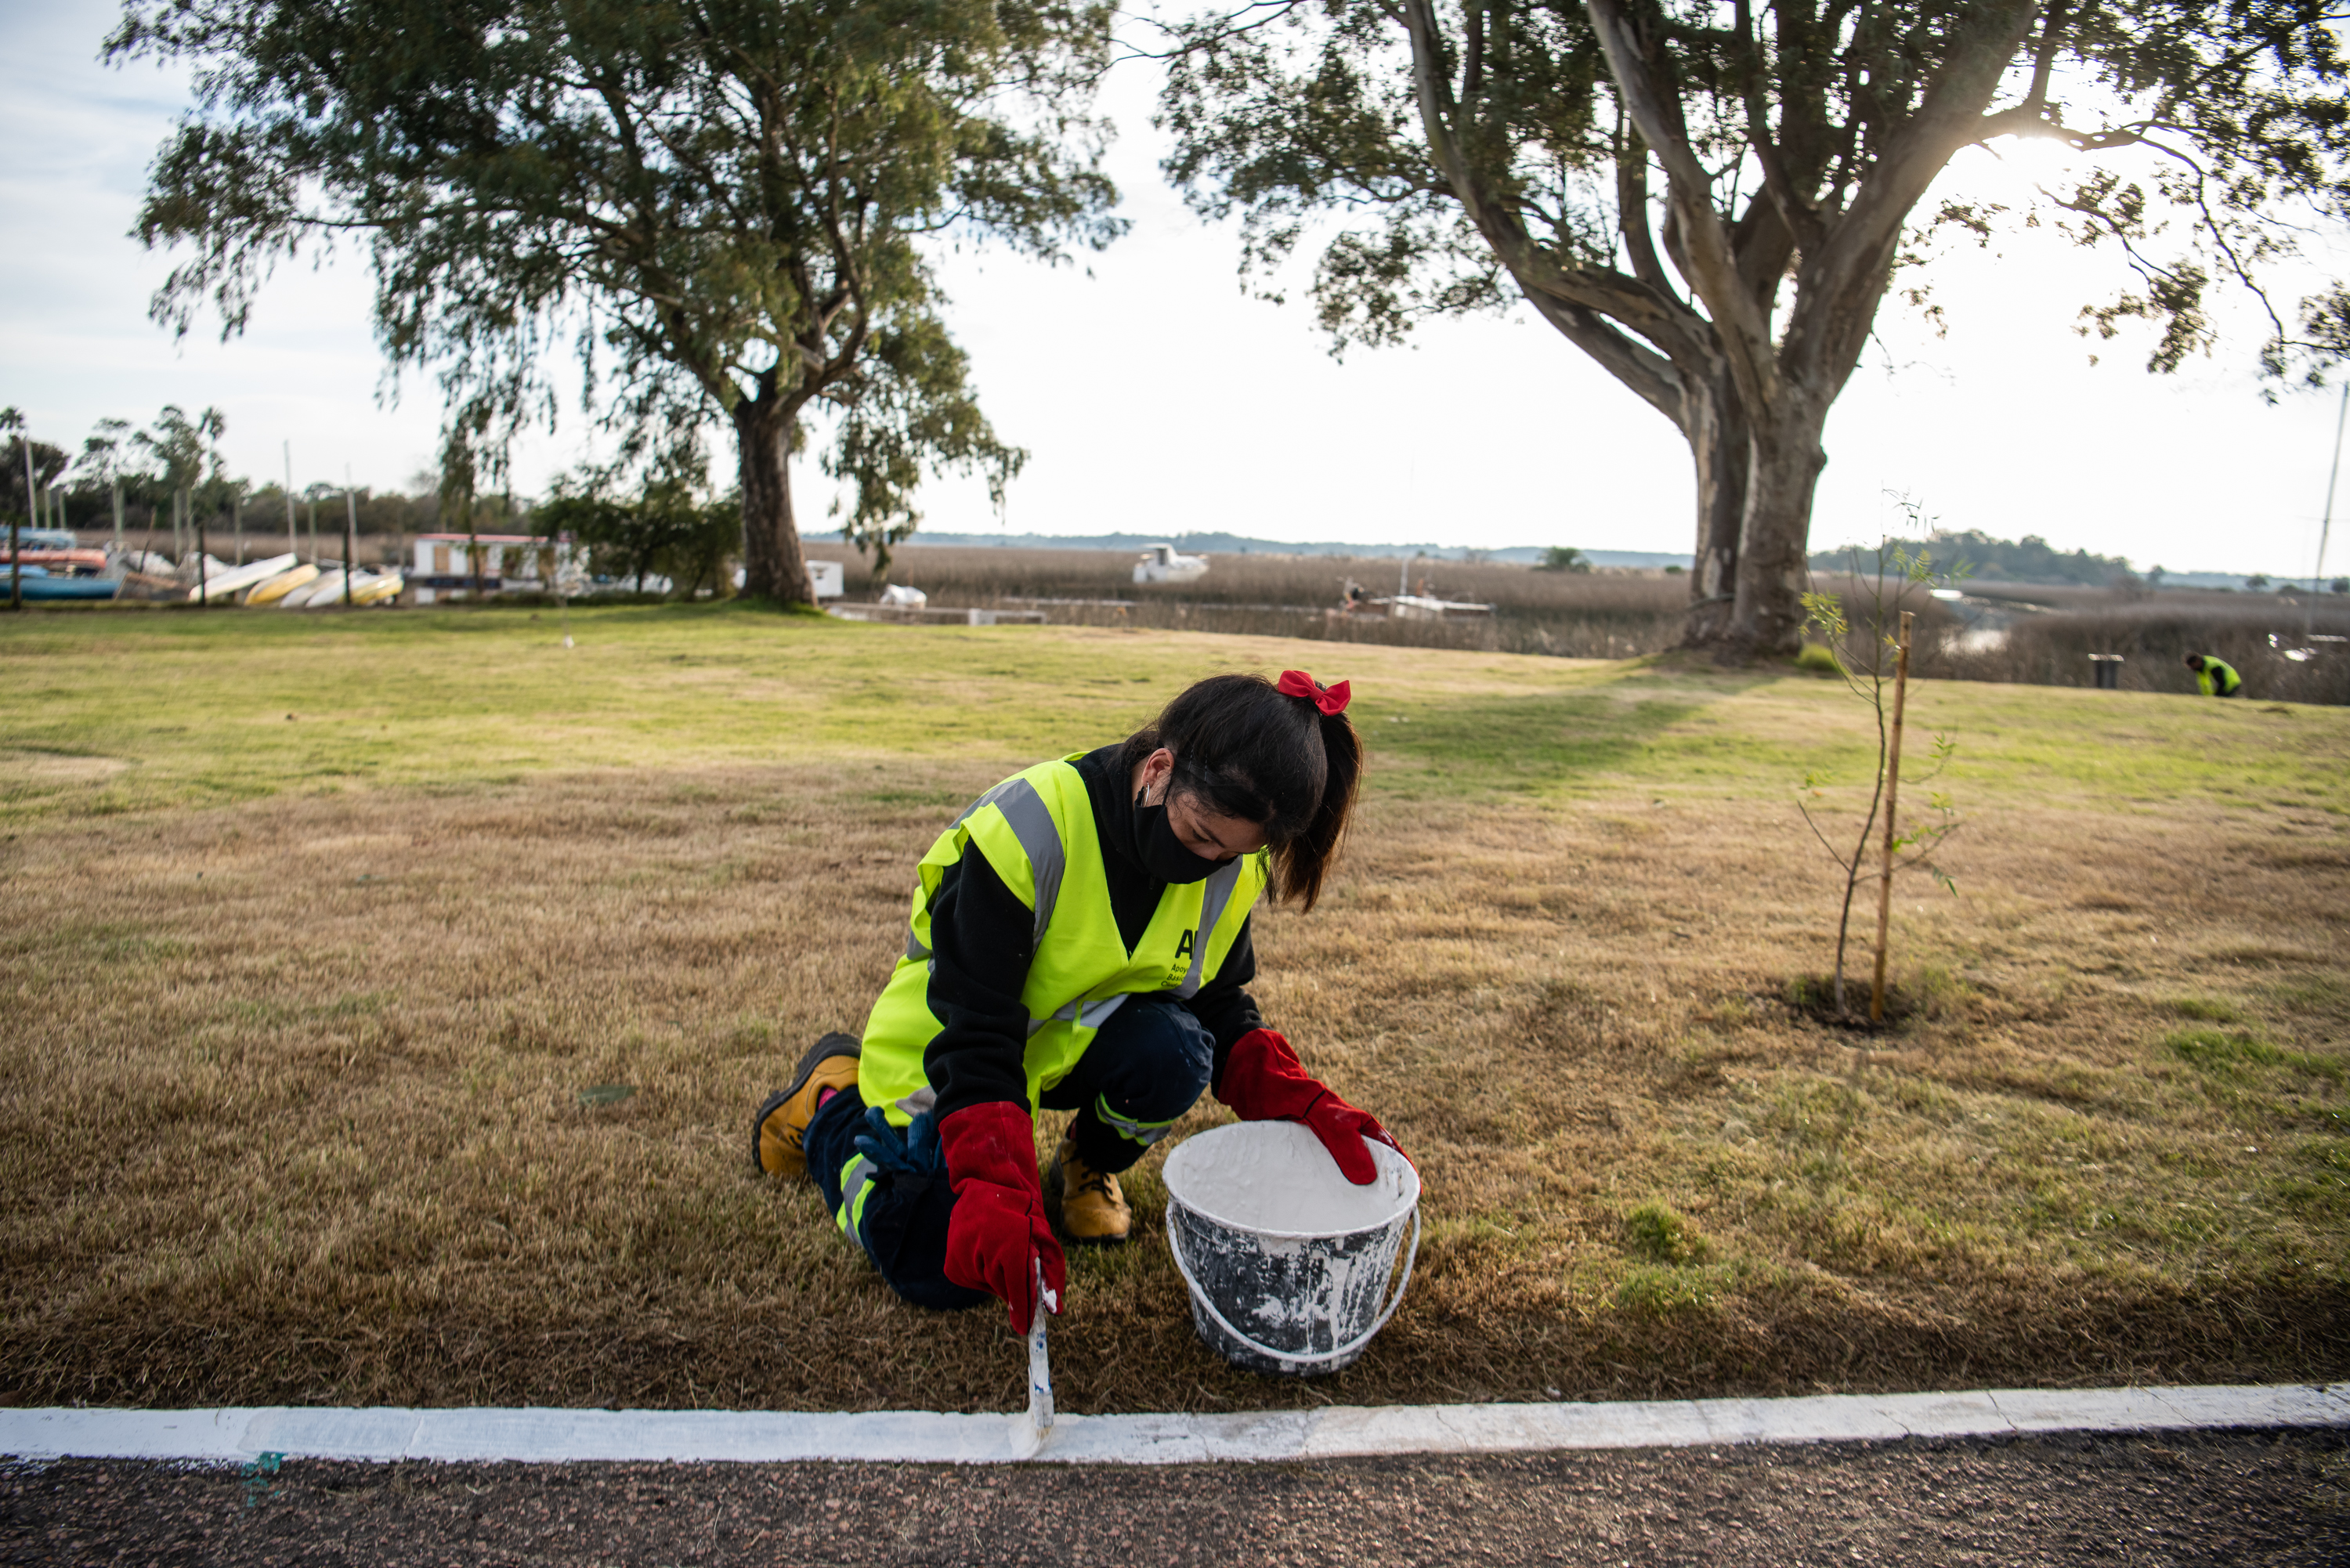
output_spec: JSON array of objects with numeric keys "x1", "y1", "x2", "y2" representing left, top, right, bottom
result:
[
  {"x1": 1283, "y1": 703, "x2": 1360, "y2": 912},
  {"x1": 1119, "y1": 670, "x2": 1363, "y2": 912}
]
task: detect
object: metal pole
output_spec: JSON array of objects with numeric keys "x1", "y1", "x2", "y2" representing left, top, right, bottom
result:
[
  {"x1": 284, "y1": 441, "x2": 295, "y2": 556},
  {"x1": 1871, "y1": 610, "x2": 1917, "y2": 1024},
  {"x1": 235, "y1": 490, "x2": 244, "y2": 567},
  {"x1": 197, "y1": 504, "x2": 209, "y2": 607},
  {"x1": 12, "y1": 431, "x2": 27, "y2": 612},
  {"x1": 2317, "y1": 381, "x2": 2349, "y2": 632},
  {"x1": 112, "y1": 475, "x2": 123, "y2": 551},
  {"x1": 344, "y1": 465, "x2": 356, "y2": 607}
]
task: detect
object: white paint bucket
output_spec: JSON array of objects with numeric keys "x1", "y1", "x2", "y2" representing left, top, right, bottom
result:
[{"x1": 1161, "y1": 1120, "x2": 1421, "y2": 1377}]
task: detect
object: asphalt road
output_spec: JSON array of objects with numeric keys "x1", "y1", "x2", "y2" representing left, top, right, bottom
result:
[{"x1": 6, "y1": 1429, "x2": 2346, "y2": 1566}]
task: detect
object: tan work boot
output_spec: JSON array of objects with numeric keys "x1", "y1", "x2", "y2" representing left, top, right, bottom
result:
[
  {"x1": 1045, "y1": 1136, "x2": 1132, "y2": 1246},
  {"x1": 752, "y1": 1033, "x2": 862, "y2": 1179}
]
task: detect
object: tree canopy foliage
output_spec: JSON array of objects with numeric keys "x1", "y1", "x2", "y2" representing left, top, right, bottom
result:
[
  {"x1": 1813, "y1": 526, "x2": 2132, "y2": 584},
  {"x1": 537, "y1": 472, "x2": 746, "y2": 598},
  {"x1": 113, "y1": 0, "x2": 1125, "y2": 600},
  {"x1": 1160, "y1": 0, "x2": 2350, "y2": 655}
]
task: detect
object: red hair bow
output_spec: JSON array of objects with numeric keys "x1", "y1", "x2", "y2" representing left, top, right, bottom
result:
[{"x1": 1278, "y1": 669, "x2": 1351, "y2": 716}]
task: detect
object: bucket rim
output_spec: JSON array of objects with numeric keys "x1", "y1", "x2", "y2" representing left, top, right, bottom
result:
[{"x1": 1161, "y1": 1121, "x2": 1419, "y2": 1241}]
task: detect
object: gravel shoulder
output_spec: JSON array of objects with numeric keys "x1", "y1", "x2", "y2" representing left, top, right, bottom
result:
[{"x1": 7, "y1": 1428, "x2": 2347, "y2": 1566}]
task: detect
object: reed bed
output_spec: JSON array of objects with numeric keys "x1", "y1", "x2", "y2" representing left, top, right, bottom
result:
[
  {"x1": 822, "y1": 545, "x2": 1692, "y2": 658},
  {"x1": 1918, "y1": 598, "x2": 2350, "y2": 705}
]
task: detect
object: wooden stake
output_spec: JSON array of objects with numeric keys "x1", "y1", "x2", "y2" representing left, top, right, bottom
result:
[{"x1": 1871, "y1": 609, "x2": 1915, "y2": 1023}]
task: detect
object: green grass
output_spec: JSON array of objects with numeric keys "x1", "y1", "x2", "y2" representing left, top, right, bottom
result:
[
  {"x1": 2165, "y1": 1027, "x2": 2347, "y2": 1082},
  {"x1": 1622, "y1": 1200, "x2": 1708, "y2": 1263},
  {"x1": 5, "y1": 603, "x2": 2346, "y2": 821}
]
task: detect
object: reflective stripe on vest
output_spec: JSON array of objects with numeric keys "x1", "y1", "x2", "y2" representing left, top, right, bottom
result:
[
  {"x1": 856, "y1": 756, "x2": 1268, "y2": 1126},
  {"x1": 1092, "y1": 1092, "x2": 1180, "y2": 1147},
  {"x1": 1177, "y1": 858, "x2": 1246, "y2": 997},
  {"x1": 836, "y1": 1153, "x2": 880, "y2": 1251},
  {"x1": 960, "y1": 775, "x2": 1066, "y2": 947}
]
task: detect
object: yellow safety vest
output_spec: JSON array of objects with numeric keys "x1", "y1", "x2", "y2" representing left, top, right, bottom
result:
[
  {"x1": 857, "y1": 754, "x2": 1268, "y2": 1128},
  {"x1": 2197, "y1": 659, "x2": 2241, "y2": 696}
]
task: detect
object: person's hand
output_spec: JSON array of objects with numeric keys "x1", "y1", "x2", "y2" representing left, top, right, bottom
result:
[
  {"x1": 1216, "y1": 1028, "x2": 1408, "y2": 1185},
  {"x1": 938, "y1": 1102, "x2": 1066, "y2": 1334}
]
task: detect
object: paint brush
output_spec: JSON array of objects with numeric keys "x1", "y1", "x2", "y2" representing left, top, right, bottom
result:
[{"x1": 1010, "y1": 1257, "x2": 1055, "y2": 1459}]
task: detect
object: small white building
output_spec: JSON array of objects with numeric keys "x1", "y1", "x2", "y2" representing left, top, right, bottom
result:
[
  {"x1": 729, "y1": 560, "x2": 846, "y2": 598},
  {"x1": 410, "y1": 533, "x2": 589, "y2": 604}
]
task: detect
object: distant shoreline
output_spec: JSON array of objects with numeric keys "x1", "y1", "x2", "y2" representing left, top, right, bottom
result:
[
  {"x1": 879, "y1": 533, "x2": 1690, "y2": 570},
  {"x1": 870, "y1": 533, "x2": 2312, "y2": 591}
]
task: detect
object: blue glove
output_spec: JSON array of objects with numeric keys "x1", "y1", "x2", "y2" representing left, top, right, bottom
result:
[{"x1": 853, "y1": 1104, "x2": 943, "y2": 1178}]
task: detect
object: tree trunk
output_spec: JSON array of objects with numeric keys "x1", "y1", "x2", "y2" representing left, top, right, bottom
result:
[
  {"x1": 1727, "y1": 394, "x2": 1831, "y2": 657},
  {"x1": 735, "y1": 397, "x2": 812, "y2": 607},
  {"x1": 1681, "y1": 373, "x2": 1747, "y2": 647}
]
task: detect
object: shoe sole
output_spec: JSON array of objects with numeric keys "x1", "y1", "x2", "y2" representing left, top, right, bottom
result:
[{"x1": 750, "y1": 1031, "x2": 862, "y2": 1176}]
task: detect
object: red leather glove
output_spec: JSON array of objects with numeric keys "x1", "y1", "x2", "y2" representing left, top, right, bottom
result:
[
  {"x1": 938, "y1": 1102, "x2": 1066, "y2": 1335},
  {"x1": 1215, "y1": 1028, "x2": 1407, "y2": 1186}
]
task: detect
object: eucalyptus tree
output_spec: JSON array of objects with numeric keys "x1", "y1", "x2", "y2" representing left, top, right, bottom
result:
[
  {"x1": 2, "y1": 408, "x2": 33, "y2": 611},
  {"x1": 81, "y1": 418, "x2": 135, "y2": 548},
  {"x1": 2, "y1": 416, "x2": 70, "y2": 532},
  {"x1": 1162, "y1": 0, "x2": 2350, "y2": 655},
  {"x1": 134, "y1": 404, "x2": 210, "y2": 562},
  {"x1": 113, "y1": 0, "x2": 1123, "y2": 602}
]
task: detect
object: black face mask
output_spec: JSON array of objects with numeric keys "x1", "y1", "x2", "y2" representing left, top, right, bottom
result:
[{"x1": 1133, "y1": 787, "x2": 1229, "y2": 883}]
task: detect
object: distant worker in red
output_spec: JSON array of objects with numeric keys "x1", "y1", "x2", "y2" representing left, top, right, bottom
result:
[
  {"x1": 750, "y1": 670, "x2": 1403, "y2": 1338},
  {"x1": 2183, "y1": 653, "x2": 2243, "y2": 698}
]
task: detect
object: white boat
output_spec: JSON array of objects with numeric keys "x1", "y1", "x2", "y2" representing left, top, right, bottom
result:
[
  {"x1": 350, "y1": 570, "x2": 403, "y2": 605},
  {"x1": 1379, "y1": 593, "x2": 1494, "y2": 621},
  {"x1": 1133, "y1": 543, "x2": 1209, "y2": 584},
  {"x1": 245, "y1": 563, "x2": 319, "y2": 606},
  {"x1": 185, "y1": 553, "x2": 297, "y2": 601},
  {"x1": 292, "y1": 569, "x2": 349, "y2": 607}
]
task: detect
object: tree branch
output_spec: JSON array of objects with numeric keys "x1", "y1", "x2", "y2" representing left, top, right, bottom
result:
[
  {"x1": 1521, "y1": 291, "x2": 1686, "y2": 425},
  {"x1": 1587, "y1": 0, "x2": 1781, "y2": 414},
  {"x1": 1794, "y1": 0, "x2": 2047, "y2": 385},
  {"x1": 1734, "y1": 0, "x2": 1826, "y2": 254}
]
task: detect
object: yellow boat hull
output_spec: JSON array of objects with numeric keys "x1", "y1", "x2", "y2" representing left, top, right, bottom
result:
[
  {"x1": 350, "y1": 572, "x2": 403, "y2": 605},
  {"x1": 245, "y1": 564, "x2": 320, "y2": 606}
]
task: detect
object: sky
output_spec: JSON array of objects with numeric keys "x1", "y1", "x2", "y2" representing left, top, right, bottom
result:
[{"x1": 3, "y1": 1, "x2": 2346, "y2": 579}]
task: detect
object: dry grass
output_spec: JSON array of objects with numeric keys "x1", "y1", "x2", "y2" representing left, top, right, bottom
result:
[{"x1": 2, "y1": 608, "x2": 2346, "y2": 1413}]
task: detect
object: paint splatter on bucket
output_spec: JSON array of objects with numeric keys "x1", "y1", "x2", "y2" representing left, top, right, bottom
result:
[{"x1": 1162, "y1": 1120, "x2": 1420, "y2": 1377}]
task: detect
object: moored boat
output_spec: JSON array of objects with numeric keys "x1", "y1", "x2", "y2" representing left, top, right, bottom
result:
[
  {"x1": 349, "y1": 570, "x2": 403, "y2": 605},
  {"x1": 295, "y1": 569, "x2": 349, "y2": 607},
  {"x1": 5, "y1": 567, "x2": 121, "y2": 602},
  {"x1": 183, "y1": 553, "x2": 298, "y2": 602},
  {"x1": 246, "y1": 563, "x2": 320, "y2": 606}
]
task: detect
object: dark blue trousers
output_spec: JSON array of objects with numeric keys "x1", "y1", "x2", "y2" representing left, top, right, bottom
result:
[{"x1": 805, "y1": 995, "x2": 1215, "y2": 1311}]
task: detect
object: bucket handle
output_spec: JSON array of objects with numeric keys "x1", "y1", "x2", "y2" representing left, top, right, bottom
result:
[{"x1": 1162, "y1": 1200, "x2": 1420, "y2": 1370}]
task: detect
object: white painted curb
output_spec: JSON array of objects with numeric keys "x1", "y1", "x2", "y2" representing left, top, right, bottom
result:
[{"x1": 3, "y1": 1385, "x2": 2345, "y2": 1467}]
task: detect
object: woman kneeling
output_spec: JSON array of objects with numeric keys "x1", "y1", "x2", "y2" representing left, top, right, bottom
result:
[{"x1": 751, "y1": 670, "x2": 1403, "y2": 1333}]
